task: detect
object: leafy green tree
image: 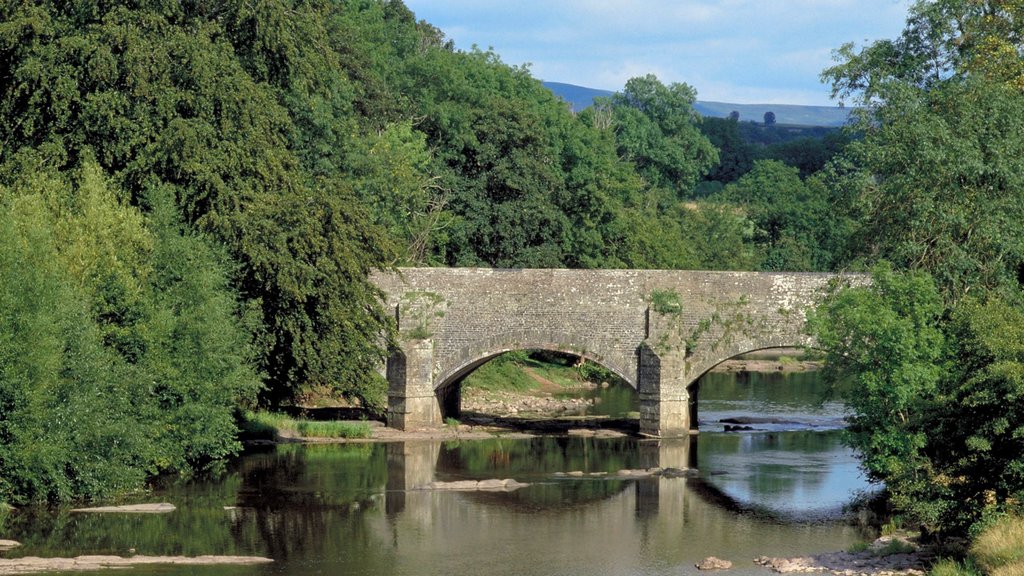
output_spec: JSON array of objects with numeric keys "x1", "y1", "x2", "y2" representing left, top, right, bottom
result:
[
  {"x1": 0, "y1": 188, "x2": 152, "y2": 503},
  {"x1": 809, "y1": 264, "x2": 948, "y2": 527},
  {"x1": 839, "y1": 79, "x2": 1024, "y2": 301},
  {"x1": 812, "y1": 0, "x2": 1024, "y2": 535},
  {"x1": 607, "y1": 75, "x2": 719, "y2": 199},
  {"x1": 138, "y1": 186, "x2": 262, "y2": 469},
  {"x1": 0, "y1": 0, "x2": 395, "y2": 409},
  {"x1": 717, "y1": 160, "x2": 849, "y2": 271},
  {"x1": 0, "y1": 162, "x2": 261, "y2": 501},
  {"x1": 699, "y1": 116, "x2": 755, "y2": 185},
  {"x1": 938, "y1": 297, "x2": 1024, "y2": 527}
]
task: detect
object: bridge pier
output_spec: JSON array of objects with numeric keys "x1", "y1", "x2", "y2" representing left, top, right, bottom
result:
[
  {"x1": 638, "y1": 344, "x2": 692, "y2": 437},
  {"x1": 386, "y1": 338, "x2": 442, "y2": 429}
]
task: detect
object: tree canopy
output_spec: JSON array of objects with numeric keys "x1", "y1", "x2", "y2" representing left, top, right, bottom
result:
[
  {"x1": 0, "y1": 0, "x2": 905, "y2": 505},
  {"x1": 809, "y1": 0, "x2": 1024, "y2": 535}
]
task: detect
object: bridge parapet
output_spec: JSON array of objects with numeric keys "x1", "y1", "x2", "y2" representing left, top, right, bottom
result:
[{"x1": 373, "y1": 268, "x2": 851, "y2": 436}]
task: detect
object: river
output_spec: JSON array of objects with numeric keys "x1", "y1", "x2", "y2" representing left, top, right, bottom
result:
[{"x1": 1, "y1": 370, "x2": 873, "y2": 575}]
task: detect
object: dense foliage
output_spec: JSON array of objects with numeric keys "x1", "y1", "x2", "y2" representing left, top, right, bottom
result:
[
  {"x1": 0, "y1": 0, "x2": 744, "y2": 502},
  {"x1": 0, "y1": 0, "x2": 865, "y2": 503},
  {"x1": 809, "y1": 0, "x2": 1024, "y2": 535}
]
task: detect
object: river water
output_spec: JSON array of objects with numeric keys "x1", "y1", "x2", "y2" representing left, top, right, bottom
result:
[{"x1": 2, "y1": 370, "x2": 873, "y2": 576}]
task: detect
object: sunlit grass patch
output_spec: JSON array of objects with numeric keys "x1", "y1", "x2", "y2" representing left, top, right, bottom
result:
[
  {"x1": 240, "y1": 411, "x2": 372, "y2": 440},
  {"x1": 876, "y1": 539, "x2": 916, "y2": 556},
  {"x1": 848, "y1": 541, "x2": 870, "y2": 553},
  {"x1": 992, "y1": 562, "x2": 1024, "y2": 576},
  {"x1": 930, "y1": 559, "x2": 982, "y2": 576},
  {"x1": 294, "y1": 420, "x2": 371, "y2": 439},
  {"x1": 973, "y1": 516, "x2": 1024, "y2": 574}
]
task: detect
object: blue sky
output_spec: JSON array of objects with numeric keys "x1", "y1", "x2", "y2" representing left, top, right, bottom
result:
[{"x1": 402, "y1": 1, "x2": 912, "y2": 106}]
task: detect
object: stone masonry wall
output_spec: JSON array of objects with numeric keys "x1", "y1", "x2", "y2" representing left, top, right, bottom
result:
[{"x1": 372, "y1": 268, "x2": 842, "y2": 389}]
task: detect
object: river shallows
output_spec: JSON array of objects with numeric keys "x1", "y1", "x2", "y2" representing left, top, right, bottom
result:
[{"x1": 0, "y1": 371, "x2": 872, "y2": 576}]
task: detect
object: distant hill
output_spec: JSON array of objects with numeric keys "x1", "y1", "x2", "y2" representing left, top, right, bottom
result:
[
  {"x1": 543, "y1": 82, "x2": 615, "y2": 109},
  {"x1": 543, "y1": 81, "x2": 852, "y2": 128}
]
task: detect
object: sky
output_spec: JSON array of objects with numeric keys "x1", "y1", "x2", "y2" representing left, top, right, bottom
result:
[{"x1": 402, "y1": 1, "x2": 912, "y2": 106}]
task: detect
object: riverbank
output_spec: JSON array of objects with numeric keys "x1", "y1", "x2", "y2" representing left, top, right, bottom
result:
[{"x1": 0, "y1": 555, "x2": 272, "y2": 574}]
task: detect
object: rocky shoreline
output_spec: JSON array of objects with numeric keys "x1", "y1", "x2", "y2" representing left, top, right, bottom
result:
[{"x1": 754, "y1": 536, "x2": 932, "y2": 576}]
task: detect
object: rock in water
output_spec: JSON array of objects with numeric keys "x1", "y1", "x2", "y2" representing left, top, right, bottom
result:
[
  {"x1": 696, "y1": 556, "x2": 733, "y2": 570},
  {"x1": 70, "y1": 503, "x2": 176, "y2": 514}
]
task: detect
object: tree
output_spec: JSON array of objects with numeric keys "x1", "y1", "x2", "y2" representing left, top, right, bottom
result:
[
  {"x1": 0, "y1": 163, "x2": 260, "y2": 502},
  {"x1": 822, "y1": 0, "x2": 1024, "y2": 103},
  {"x1": 837, "y1": 78, "x2": 1024, "y2": 302},
  {"x1": 812, "y1": 0, "x2": 1024, "y2": 535},
  {"x1": 607, "y1": 75, "x2": 719, "y2": 198},
  {"x1": 763, "y1": 111, "x2": 776, "y2": 126},
  {"x1": 808, "y1": 264, "x2": 950, "y2": 529},
  {"x1": 718, "y1": 160, "x2": 849, "y2": 271},
  {"x1": 0, "y1": 0, "x2": 397, "y2": 409},
  {"x1": 699, "y1": 116, "x2": 755, "y2": 185}
]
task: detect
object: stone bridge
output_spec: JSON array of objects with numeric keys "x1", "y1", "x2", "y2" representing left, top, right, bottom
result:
[{"x1": 373, "y1": 268, "x2": 846, "y2": 437}]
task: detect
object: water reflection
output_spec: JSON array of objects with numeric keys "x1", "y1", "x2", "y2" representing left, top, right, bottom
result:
[
  {"x1": 695, "y1": 431, "x2": 867, "y2": 520},
  {"x1": 0, "y1": 367, "x2": 876, "y2": 575},
  {"x1": 697, "y1": 371, "x2": 849, "y2": 431},
  {"x1": 2, "y1": 436, "x2": 870, "y2": 576}
]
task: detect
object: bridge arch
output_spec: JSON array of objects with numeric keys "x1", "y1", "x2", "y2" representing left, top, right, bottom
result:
[
  {"x1": 436, "y1": 332, "x2": 638, "y2": 392},
  {"x1": 432, "y1": 336, "x2": 638, "y2": 422},
  {"x1": 684, "y1": 345, "x2": 827, "y2": 431},
  {"x1": 684, "y1": 341, "x2": 817, "y2": 390}
]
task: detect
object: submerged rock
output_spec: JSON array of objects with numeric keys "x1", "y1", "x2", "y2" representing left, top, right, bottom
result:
[
  {"x1": 612, "y1": 467, "x2": 697, "y2": 479},
  {"x1": 419, "y1": 479, "x2": 529, "y2": 492}
]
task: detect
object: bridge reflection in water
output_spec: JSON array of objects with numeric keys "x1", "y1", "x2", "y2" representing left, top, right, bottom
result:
[{"x1": 375, "y1": 437, "x2": 865, "y2": 575}]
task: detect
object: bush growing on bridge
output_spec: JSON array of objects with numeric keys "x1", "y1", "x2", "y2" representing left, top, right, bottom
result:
[{"x1": 650, "y1": 289, "x2": 682, "y2": 314}]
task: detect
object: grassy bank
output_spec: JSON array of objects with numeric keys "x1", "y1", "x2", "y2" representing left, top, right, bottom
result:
[
  {"x1": 931, "y1": 516, "x2": 1024, "y2": 576},
  {"x1": 239, "y1": 411, "x2": 372, "y2": 440},
  {"x1": 462, "y1": 351, "x2": 624, "y2": 392}
]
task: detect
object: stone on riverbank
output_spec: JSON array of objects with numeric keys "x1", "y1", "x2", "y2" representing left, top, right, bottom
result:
[
  {"x1": 0, "y1": 541, "x2": 19, "y2": 551},
  {"x1": 0, "y1": 554, "x2": 272, "y2": 574},
  {"x1": 754, "y1": 537, "x2": 930, "y2": 576},
  {"x1": 70, "y1": 503, "x2": 175, "y2": 514}
]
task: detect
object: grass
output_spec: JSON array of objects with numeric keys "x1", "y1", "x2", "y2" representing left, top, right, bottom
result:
[
  {"x1": 973, "y1": 516, "x2": 1024, "y2": 575},
  {"x1": 462, "y1": 351, "x2": 591, "y2": 392},
  {"x1": 930, "y1": 559, "x2": 983, "y2": 576},
  {"x1": 848, "y1": 542, "x2": 870, "y2": 553},
  {"x1": 240, "y1": 411, "x2": 372, "y2": 440},
  {"x1": 846, "y1": 539, "x2": 916, "y2": 557},
  {"x1": 925, "y1": 516, "x2": 1024, "y2": 576},
  {"x1": 650, "y1": 289, "x2": 682, "y2": 314}
]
